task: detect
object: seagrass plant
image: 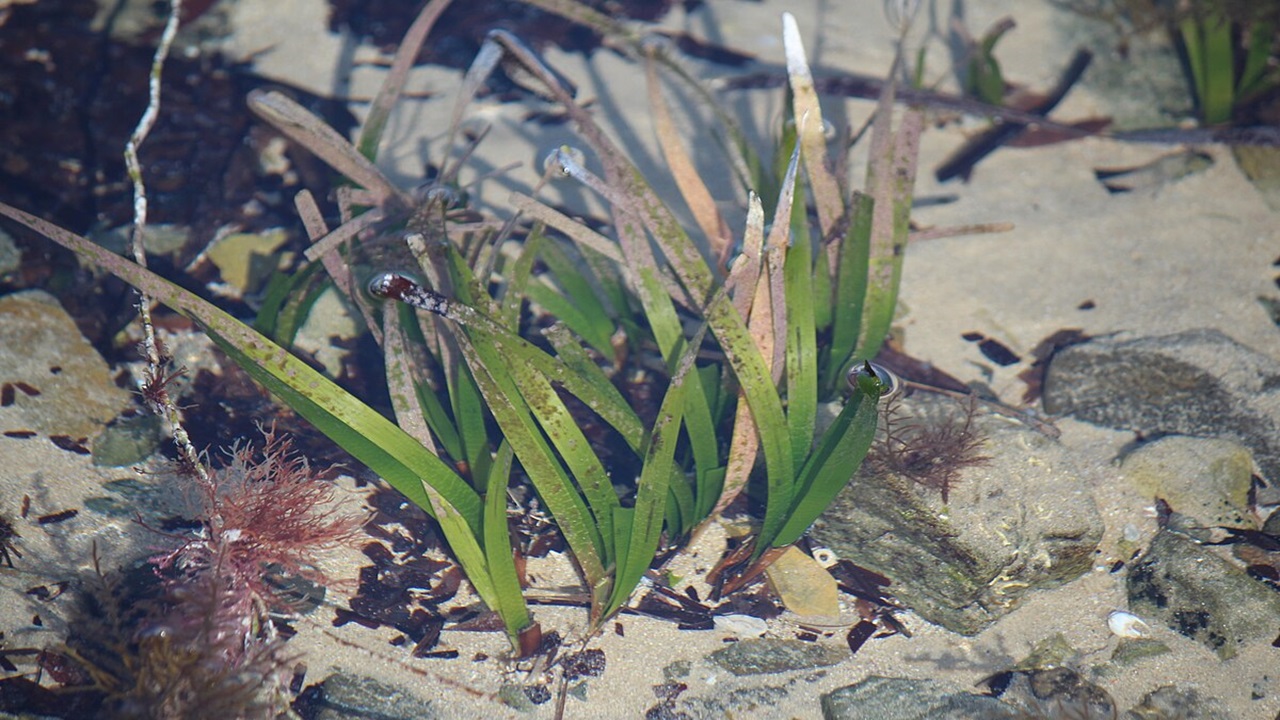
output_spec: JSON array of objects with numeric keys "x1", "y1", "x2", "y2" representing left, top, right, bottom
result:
[
  {"x1": 1177, "y1": 2, "x2": 1280, "y2": 125},
  {"x1": 0, "y1": 0, "x2": 921, "y2": 655}
]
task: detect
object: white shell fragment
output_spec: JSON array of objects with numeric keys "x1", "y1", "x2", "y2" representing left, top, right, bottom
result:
[
  {"x1": 1107, "y1": 610, "x2": 1152, "y2": 639},
  {"x1": 811, "y1": 547, "x2": 839, "y2": 568},
  {"x1": 713, "y1": 613, "x2": 768, "y2": 638}
]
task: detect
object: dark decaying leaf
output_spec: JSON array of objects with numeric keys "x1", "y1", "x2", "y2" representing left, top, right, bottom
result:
[
  {"x1": 47, "y1": 437, "x2": 90, "y2": 455},
  {"x1": 935, "y1": 50, "x2": 1094, "y2": 182},
  {"x1": 1204, "y1": 527, "x2": 1280, "y2": 552},
  {"x1": 961, "y1": 332, "x2": 1021, "y2": 366},
  {"x1": 655, "y1": 30, "x2": 755, "y2": 66},
  {"x1": 0, "y1": 676, "x2": 105, "y2": 717},
  {"x1": 333, "y1": 488, "x2": 475, "y2": 656},
  {"x1": 846, "y1": 620, "x2": 877, "y2": 656},
  {"x1": 558, "y1": 648, "x2": 606, "y2": 681},
  {"x1": 328, "y1": 0, "x2": 676, "y2": 69},
  {"x1": 36, "y1": 509, "x2": 79, "y2": 525},
  {"x1": 828, "y1": 560, "x2": 894, "y2": 607},
  {"x1": 1017, "y1": 328, "x2": 1092, "y2": 404},
  {"x1": 631, "y1": 590, "x2": 714, "y2": 631},
  {"x1": 873, "y1": 341, "x2": 972, "y2": 395},
  {"x1": 410, "y1": 619, "x2": 448, "y2": 658},
  {"x1": 979, "y1": 338, "x2": 1019, "y2": 365}
]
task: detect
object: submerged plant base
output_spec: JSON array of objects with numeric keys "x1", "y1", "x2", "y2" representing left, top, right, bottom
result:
[{"x1": 6, "y1": 0, "x2": 906, "y2": 679}]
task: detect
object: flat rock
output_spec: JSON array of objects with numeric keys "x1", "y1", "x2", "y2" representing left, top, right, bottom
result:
[
  {"x1": 811, "y1": 395, "x2": 1103, "y2": 634},
  {"x1": 1127, "y1": 530, "x2": 1280, "y2": 659},
  {"x1": 1042, "y1": 329, "x2": 1280, "y2": 483},
  {"x1": 91, "y1": 412, "x2": 163, "y2": 467},
  {"x1": 764, "y1": 545, "x2": 840, "y2": 622},
  {"x1": 0, "y1": 290, "x2": 130, "y2": 440},
  {"x1": 1120, "y1": 435, "x2": 1255, "y2": 529},
  {"x1": 706, "y1": 638, "x2": 847, "y2": 676},
  {"x1": 1110, "y1": 638, "x2": 1171, "y2": 666},
  {"x1": 822, "y1": 676, "x2": 1019, "y2": 720},
  {"x1": 1125, "y1": 685, "x2": 1235, "y2": 720},
  {"x1": 676, "y1": 684, "x2": 794, "y2": 719},
  {"x1": 306, "y1": 673, "x2": 439, "y2": 720}
]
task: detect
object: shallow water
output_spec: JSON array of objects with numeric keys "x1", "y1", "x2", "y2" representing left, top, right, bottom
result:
[{"x1": 2, "y1": 0, "x2": 1279, "y2": 718}]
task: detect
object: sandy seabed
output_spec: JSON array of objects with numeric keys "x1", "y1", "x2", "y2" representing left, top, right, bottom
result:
[{"x1": 3, "y1": 0, "x2": 1279, "y2": 717}]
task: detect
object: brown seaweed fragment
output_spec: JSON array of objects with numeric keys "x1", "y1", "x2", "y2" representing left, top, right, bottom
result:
[
  {"x1": 865, "y1": 394, "x2": 990, "y2": 503},
  {"x1": 1017, "y1": 328, "x2": 1092, "y2": 404}
]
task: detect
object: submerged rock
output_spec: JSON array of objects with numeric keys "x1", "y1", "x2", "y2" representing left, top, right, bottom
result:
[
  {"x1": 91, "y1": 412, "x2": 162, "y2": 467},
  {"x1": 0, "y1": 290, "x2": 131, "y2": 439},
  {"x1": 764, "y1": 545, "x2": 840, "y2": 622},
  {"x1": 821, "y1": 676, "x2": 1019, "y2": 720},
  {"x1": 811, "y1": 395, "x2": 1102, "y2": 634},
  {"x1": 1125, "y1": 685, "x2": 1235, "y2": 720},
  {"x1": 1234, "y1": 145, "x2": 1280, "y2": 214},
  {"x1": 706, "y1": 638, "x2": 847, "y2": 676},
  {"x1": 1050, "y1": 1, "x2": 1191, "y2": 130},
  {"x1": 1120, "y1": 435, "x2": 1255, "y2": 531},
  {"x1": 1042, "y1": 329, "x2": 1280, "y2": 483},
  {"x1": 1127, "y1": 530, "x2": 1280, "y2": 659},
  {"x1": 989, "y1": 667, "x2": 1117, "y2": 719},
  {"x1": 304, "y1": 673, "x2": 438, "y2": 719},
  {"x1": 678, "y1": 685, "x2": 792, "y2": 719},
  {"x1": 1110, "y1": 638, "x2": 1171, "y2": 666}
]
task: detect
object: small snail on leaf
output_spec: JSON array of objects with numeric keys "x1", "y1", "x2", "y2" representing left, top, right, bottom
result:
[{"x1": 849, "y1": 360, "x2": 901, "y2": 401}]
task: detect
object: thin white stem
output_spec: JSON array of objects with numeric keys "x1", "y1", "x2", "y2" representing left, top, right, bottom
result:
[{"x1": 124, "y1": 0, "x2": 208, "y2": 483}]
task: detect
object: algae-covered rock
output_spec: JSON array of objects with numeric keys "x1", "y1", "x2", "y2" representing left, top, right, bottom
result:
[
  {"x1": 1110, "y1": 638, "x2": 1171, "y2": 666},
  {"x1": 309, "y1": 673, "x2": 438, "y2": 719},
  {"x1": 1014, "y1": 633, "x2": 1076, "y2": 671},
  {"x1": 1043, "y1": 329, "x2": 1280, "y2": 483},
  {"x1": 993, "y1": 667, "x2": 1116, "y2": 719},
  {"x1": 821, "y1": 676, "x2": 1019, "y2": 720},
  {"x1": 1120, "y1": 435, "x2": 1255, "y2": 529},
  {"x1": 92, "y1": 412, "x2": 162, "y2": 467},
  {"x1": 706, "y1": 638, "x2": 847, "y2": 676},
  {"x1": 1233, "y1": 145, "x2": 1280, "y2": 213},
  {"x1": 1127, "y1": 530, "x2": 1280, "y2": 659},
  {"x1": 1125, "y1": 685, "x2": 1235, "y2": 720},
  {"x1": 811, "y1": 396, "x2": 1102, "y2": 634}
]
